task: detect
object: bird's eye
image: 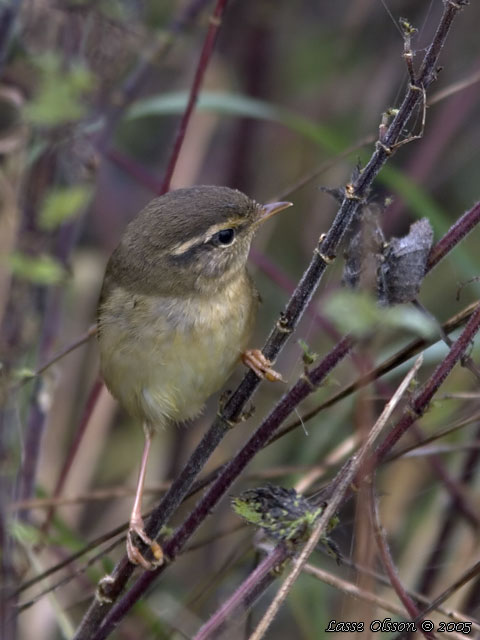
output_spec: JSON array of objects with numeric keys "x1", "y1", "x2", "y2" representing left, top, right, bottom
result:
[{"x1": 214, "y1": 228, "x2": 235, "y2": 246}]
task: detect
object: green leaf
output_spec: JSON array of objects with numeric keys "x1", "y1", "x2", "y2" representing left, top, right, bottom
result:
[
  {"x1": 127, "y1": 90, "x2": 339, "y2": 151},
  {"x1": 127, "y1": 90, "x2": 476, "y2": 278},
  {"x1": 12, "y1": 367, "x2": 36, "y2": 382},
  {"x1": 9, "y1": 520, "x2": 43, "y2": 545},
  {"x1": 324, "y1": 290, "x2": 437, "y2": 338},
  {"x1": 298, "y1": 339, "x2": 318, "y2": 365},
  {"x1": 39, "y1": 185, "x2": 92, "y2": 230},
  {"x1": 25, "y1": 52, "x2": 95, "y2": 126},
  {"x1": 128, "y1": 90, "x2": 282, "y2": 121},
  {"x1": 383, "y1": 305, "x2": 437, "y2": 338},
  {"x1": 323, "y1": 290, "x2": 381, "y2": 336},
  {"x1": 9, "y1": 253, "x2": 66, "y2": 285}
]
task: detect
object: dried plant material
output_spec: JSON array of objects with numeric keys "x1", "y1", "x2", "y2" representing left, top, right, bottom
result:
[
  {"x1": 343, "y1": 214, "x2": 434, "y2": 306},
  {"x1": 232, "y1": 484, "x2": 340, "y2": 560},
  {"x1": 379, "y1": 218, "x2": 434, "y2": 305},
  {"x1": 342, "y1": 204, "x2": 385, "y2": 291}
]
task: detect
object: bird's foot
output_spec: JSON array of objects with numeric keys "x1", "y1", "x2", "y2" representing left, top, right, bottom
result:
[
  {"x1": 127, "y1": 517, "x2": 164, "y2": 570},
  {"x1": 242, "y1": 349, "x2": 284, "y2": 382}
]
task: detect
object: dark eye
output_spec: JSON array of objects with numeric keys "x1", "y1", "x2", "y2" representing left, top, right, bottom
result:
[{"x1": 214, "y1": 228, "x2": 235, "y2": 246}]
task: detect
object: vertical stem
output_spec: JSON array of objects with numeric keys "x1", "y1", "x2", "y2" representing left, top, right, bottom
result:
[
  {"x1": 0, "y1": 0, "x2": 22, "y2": 73},
  {"x1": 159, "y1": 0, "x2": 230, "y2": 194}
]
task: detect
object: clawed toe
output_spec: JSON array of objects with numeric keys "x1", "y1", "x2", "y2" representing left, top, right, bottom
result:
[
  {"x1": 242, "y1": 349, "x2": 284, "y2": 382},
  {"x1": 127, "y1": 522, "x2": 164, "y2": 570}
]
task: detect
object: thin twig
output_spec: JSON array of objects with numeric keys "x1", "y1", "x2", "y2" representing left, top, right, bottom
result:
[
  {"x1": 0, "y1": 0, "x2": 22, "y2": 73},
  {"x1": 159, "y1": 0, "x2": 230, "y2": 193},
  {"x1": 428, "y1": 68, "x2": 480, "y2": 106},
  {"x1": 96, "y1": 0, "x2": 213, "y2": 149},
  {"x1": 369, "y1": 484, "x2": 436, "y2": 640},
  {"x1": 273, "y1": 300, "x2": 479, "y2": 443},
  {"x1": 427, "y1": 201, "x2": 480, "y2": 271},
  {"x1": 194, "y1": 545, "x2": 290, "y2": 640},
  {"x1": 41, "y1": 377, "x2": 104, "y2": 536},
  {"x1": 73, "y1": 4, "x2": 469, "y2": 637},
  {"x1": 407, "y1": 562, "x2": 480, "y2": 632},
  {"x1": 415, "y1": 418, "x2": 480, "y2": 596},
  {"x1": 247, "y1": 356, "x2": 423, "y2": 640},
  {"x1": 303, "y1": 564, "x2": 477, "y2": 640},
  {"x1": 271, "y1": 135, "x2": 376, "y2": 201},
  {"x1": 34, "y1": 325, "x2": 96, "y2": 379},
  {"x1": 373, "y1": 302, "x2": 480, "y2": 465}
]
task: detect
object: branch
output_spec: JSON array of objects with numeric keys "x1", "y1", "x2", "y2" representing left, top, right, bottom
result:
[
  {"x1": 247, "y1": 357, "x2": 423, "y2": 640},
  {"x1": 369, "y1": 484, "x2": 436, "y2": 640},
  {"x1": 193, "y1": 545, "x2": 289, "y2": 640},
  {"x1": 274, "y1": 196, "x2": 480, "y2": 442},
  {"x1": 416, "y1": 420, "x2": 480, "y2": 595},
  {"x1": 0, "y1": 0, "x2": 21, "y2": 74},
  {"x1": 73, "y1": 3, "x2": 469, "y2": 638},
  {"x1": 193, "y1": 358, "x2": 422, "y2": 640},
  {"x1": 373, "y1": 301, "x2": 480, "y2": 465},
  {"x1": 40, "y1": 377, "x2": 104, "y2": 535},
  {"x1": 159, "y1": 0, "x2": 230, "y2": 193},
  {"x1": 95, "y1": 0, "x2": 214, "y2": 150},
  {"x1": 88, "y1": 288, "x2": 480, "y2": 640},
  {"x1": 427, "y1": 201, "x2": 480, "y2": 271},
  {"x1": 92, "y1": 280, "x2": 480, "y2": 639}
]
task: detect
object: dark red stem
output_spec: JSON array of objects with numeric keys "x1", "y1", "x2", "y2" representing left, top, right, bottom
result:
[
  {"x1": 159, "y1": 0, "x2": 229, "y2": 194},
  {"x1": 374, "y1": 302, "x2": 480, "y2": 465}
]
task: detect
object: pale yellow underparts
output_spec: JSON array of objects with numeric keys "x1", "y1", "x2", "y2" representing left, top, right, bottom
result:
[{"x1": 98, "y1": 272, "x2": 256, "y2": 428}]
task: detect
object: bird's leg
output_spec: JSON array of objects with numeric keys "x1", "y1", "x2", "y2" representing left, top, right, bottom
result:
[
  {"x1": 127, "y1": 423, "x2": 163, "y2": 570},
  {"x1": 242, "y1": 349, "x2": 284, "y2": 382}
]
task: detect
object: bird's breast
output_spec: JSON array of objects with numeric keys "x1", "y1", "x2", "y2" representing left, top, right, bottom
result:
[{"x1": 97, "y1": 273, "x2": 257, "y2": 427}]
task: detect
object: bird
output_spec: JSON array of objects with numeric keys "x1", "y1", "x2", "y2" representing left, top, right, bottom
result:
[{"x1": 97, "y1": 185, "x2": 292, "y2": 569}]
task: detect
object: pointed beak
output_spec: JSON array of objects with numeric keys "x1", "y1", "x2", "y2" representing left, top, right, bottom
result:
[{"x1": 254, "y1": 201, "x2": 293, "y2": 228}]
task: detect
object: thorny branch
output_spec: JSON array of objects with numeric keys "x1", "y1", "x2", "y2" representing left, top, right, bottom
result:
[
  {"x1": 195, "y1": 358, "x2": 423, "y2": 640},
  {"x1": 247, "y1": 357, "x2": 423, "y2": 640},
  {"x1": 72, "y1": 3, "x2": 471, "y2": 639}
]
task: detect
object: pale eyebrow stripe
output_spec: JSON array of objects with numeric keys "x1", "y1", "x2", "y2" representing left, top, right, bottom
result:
[
  {"x1": 170, "y1": 236, "x2": 201, "y2": 256},
  {"x1": 170, "y1": 220, "x2": 243, "y2": 256}
]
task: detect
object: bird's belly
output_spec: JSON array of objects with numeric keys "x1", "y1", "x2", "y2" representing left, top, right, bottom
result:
[
  {"x1": 143, "y1": 322, "x2": 241, "y2": 423},
  {"x1": 98, "y1": 284, "x2": 256, "y2": 427}
]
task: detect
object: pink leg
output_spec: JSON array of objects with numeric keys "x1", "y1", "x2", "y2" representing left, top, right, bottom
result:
[{"x1": 126, "y1": 423, "x2": 163, "y2": 570}]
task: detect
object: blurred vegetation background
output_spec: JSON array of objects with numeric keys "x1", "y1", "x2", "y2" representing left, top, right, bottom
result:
[{"x1": 2, "y1": 0, "x2": 480, "y2": 638}]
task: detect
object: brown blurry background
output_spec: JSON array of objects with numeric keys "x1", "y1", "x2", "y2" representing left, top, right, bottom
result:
[{"x1": 2, "y1": 1, "x2": 480, "y2": 638}]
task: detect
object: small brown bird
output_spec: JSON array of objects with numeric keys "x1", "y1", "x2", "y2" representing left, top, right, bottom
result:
[{"x1": 97, "y1": 185, "x2": 292, "y2": 568}]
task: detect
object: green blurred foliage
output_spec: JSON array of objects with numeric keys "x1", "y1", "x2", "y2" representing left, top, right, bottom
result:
[
  {"x1": 8, "y1": 252, "x2": 66, "y2": 285},
  {"x1": 323, "y1": 289, "x2": 437, "y2": 338},
  {"x1": 5, "y1": 2, "x2": 480, "y2": 638},
  {"x1": 39, "y1": 185, "x2": 92, "y2": 230},
  {"x1": 24, "y1": 53, "x2": 95, "y2": 126}
]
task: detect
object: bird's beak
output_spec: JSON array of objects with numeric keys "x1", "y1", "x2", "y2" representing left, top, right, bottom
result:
[{"x1": 254, "y1": 201, "x2": 293, "y2": 228}]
